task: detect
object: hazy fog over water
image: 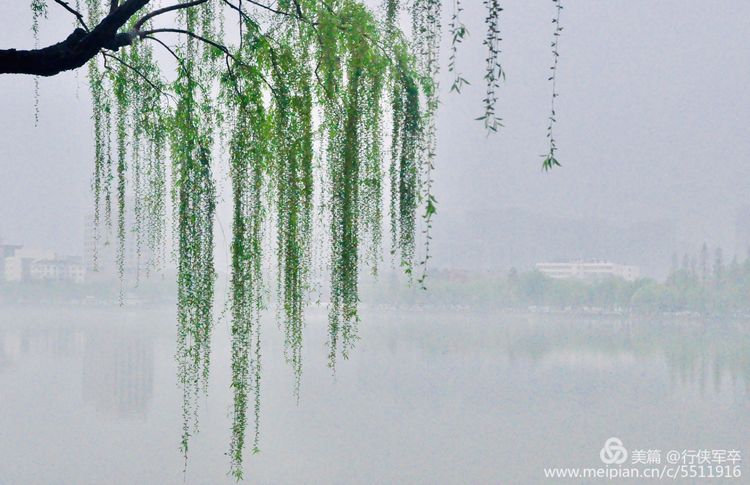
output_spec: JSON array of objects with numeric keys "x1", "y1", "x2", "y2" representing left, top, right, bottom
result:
[{"x1": 2, "y1": 308, "x2": 749, "y2": 484}]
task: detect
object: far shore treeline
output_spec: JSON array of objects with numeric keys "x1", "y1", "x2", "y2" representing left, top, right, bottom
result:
[
  {"x1": 365, "y1": 244, "x2": 750, "y2": 316},
  {"x1": 4, "y1": 244, "x2": 750, "y2": 316}
]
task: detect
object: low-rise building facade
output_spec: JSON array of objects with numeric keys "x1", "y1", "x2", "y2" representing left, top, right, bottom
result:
[{"x1": 536, "y1": 260, "x2": 640, "y2": 282}]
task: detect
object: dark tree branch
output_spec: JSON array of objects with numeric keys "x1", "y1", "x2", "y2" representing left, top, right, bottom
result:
[
  {"x1": 102, "y1": 51, "x2": 176, "y2": 104},
  {"x1": 0, "y1": 0, "x2": 313, "y2": 78},
  {"x1": 133, "y1": 0, "x2": 209, "y2": 32},
  {"x1": 0, "y1": 0, "x2": 149, "y2": 76},
  {"x1": 138, "y1": 28, "x2": 230, "y2": 56},
  {"x1": 291, "y1": 0, "x2": 305, "y2": 20},
  {"x1": 142, "y1": 35, "x2": 182, "y2": 64},
  {"x1": 242, "y1": 0, "x2": 315, "y2": 24},
  {"x1": 222, "y1": 0, "x2": 253, "y2": 24},
  {"x1": 244, "y1": 0, "x2": 294, "y2": 18},
  {"x1": 52, "y1": 0, "x2": 90, "y2": 32}
]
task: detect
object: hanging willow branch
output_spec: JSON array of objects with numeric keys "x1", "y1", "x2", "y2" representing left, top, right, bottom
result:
[
  {"x1": 542, "y1": 0, "x2": 563, "y2": 171},
  {"x1": 478, "y1": 0, "x2": 504, "y2": 132},
  {"x1": 448, "y1": 0, "x2": 468, "y2": 93},
  {"x1": 4, "y1": 0, "x2": 568, "y2": 478}
]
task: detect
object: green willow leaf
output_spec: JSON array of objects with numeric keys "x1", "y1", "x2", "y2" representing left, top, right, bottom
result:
[{"x1": 66, "y1": 0, "x2": 555, "y2": 478}]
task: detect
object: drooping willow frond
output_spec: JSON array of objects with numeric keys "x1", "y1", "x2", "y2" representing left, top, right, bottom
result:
[
  {"x1": 448, "y1": 0, "x2": 469, "y2": 94},
  {"x1": 223, "y1": 42, "x2": 268, "y2": 477},
  {"x1": 479, "y1": 0, "x2": 504, "y2": 132},
  {"x1": 542, "y1": 0, "x2": 564, "y2": 171},
  {"x1": 20, "y1": 0, "x2": 567, "y2": 478},
  {"x1": 30, "y1": 0, "x2": 47, "y2": 123}
]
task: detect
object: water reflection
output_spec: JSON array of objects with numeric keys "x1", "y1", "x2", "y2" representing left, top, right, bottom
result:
[
  {"x1": 378, "y1": 314, "x2": 750, "y2": 393},
  {"x1": 0, "y1": 309, "x2": 156, "y2": 418},
  {"x1": 82, "y1": 328, "x2": 154, "y2": 417},
  {"x1": 0, "y1": 324, "x2": 83, "y2": 364},
  {"x1": 0, "y1": 308, "x2": 748, "y2": 484},
  {"x1": 515, "y1": 318, "x2": 750, "y2": 395}
]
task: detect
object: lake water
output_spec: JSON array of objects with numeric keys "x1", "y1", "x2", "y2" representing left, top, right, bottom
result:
[{"x1": 0, "y1": 307, "x2": 748, "y2": 484}]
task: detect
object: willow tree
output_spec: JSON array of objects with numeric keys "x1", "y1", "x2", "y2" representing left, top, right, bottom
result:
[{"x1": 1, "y1": 0, "x2": 564, "y2": 478}]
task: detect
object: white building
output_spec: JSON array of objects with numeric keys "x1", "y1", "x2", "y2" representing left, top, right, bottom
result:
[
  {"x1": 30, "y1": 258, "x2": 86, "y2": 283},
  {"x1": 536, "y1": 260, "x2": 640, "y2": 282},
  {"x1": 0, "y1": 244, "x2": 22, "y2": 281},
  {"x1": 3, "y1": 247, "x2": 85, "y2": 283},
  {"x1": 4, "y1": 248, "x2": 55, "y2": 282}
]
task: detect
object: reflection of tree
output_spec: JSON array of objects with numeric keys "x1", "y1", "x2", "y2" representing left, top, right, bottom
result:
[
  {"x1": 375, "y1": 313, "x2": 750, "y2": 392},
  {"x1": 509, "y1": 319, "x2": 750, "y2": 392},
  {"x1": 82, "y1": 329, "x2": 154, "y2": 418},
  {"x1": 0, "y1": 325, "x2": 82, "y2": 368},
  {"x1": 0, "y1": 330, "x2": 13, "y2": 371},
  {"x1": 21, "y1": 326, "x2": 82, "y2": 357},
  {"x1": 668, "y1": 328, "x2": 750, "y2": 394}
]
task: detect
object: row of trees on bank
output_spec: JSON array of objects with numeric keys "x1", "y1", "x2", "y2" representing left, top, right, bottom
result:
[{"x1": 366, "y1": 244, "x2": 750, "y2": 315}]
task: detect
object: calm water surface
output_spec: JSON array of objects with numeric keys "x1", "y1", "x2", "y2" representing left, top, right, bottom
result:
[{"x1": 1, "y1": 307, "x2": 748, "y2": 484}]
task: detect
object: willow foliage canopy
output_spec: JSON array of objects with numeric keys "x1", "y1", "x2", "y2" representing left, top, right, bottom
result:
[{"x1": 1, "y1": 0, "x2": 564, "y2": 478}]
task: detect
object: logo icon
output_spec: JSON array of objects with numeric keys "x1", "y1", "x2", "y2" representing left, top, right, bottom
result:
[{"x1": 600, "y1": 437, "x2": 628, "y2": 465}]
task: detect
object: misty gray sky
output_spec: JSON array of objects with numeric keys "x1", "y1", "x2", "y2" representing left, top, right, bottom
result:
[{"x1": 1, "y1": 1, "x2": 749, "y2": 273}]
